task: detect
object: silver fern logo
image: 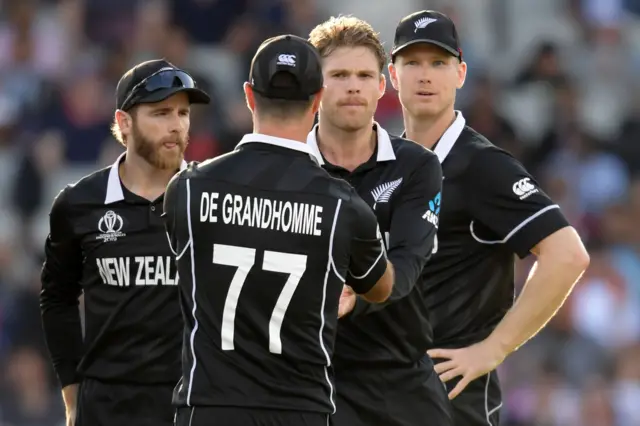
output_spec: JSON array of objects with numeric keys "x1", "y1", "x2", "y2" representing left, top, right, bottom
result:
[
  {"x1": 371, "y1": 178, "x2": 403, "y2": 209},
  {"x1": 414, "y1": 17, "x2": 437, "y2": 32}
]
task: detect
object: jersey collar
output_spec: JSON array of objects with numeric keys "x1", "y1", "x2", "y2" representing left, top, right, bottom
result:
[
  {"x1": 104, "y1": 152, "x2": 188, "y2": 204},
  {"x1": 306, "y1": 122, "x2": 396, "y2": 166},
  {"x1": 236, "y1": 133, "x2": 321, "y2": 163},
  {"x1": 402, "y1": 111, "x2": 466, "y2": 164}
]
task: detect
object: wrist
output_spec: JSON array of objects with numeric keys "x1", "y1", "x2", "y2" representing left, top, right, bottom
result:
[{"x1": 483, "y1": 333, "x2": 511, "y2": 362}]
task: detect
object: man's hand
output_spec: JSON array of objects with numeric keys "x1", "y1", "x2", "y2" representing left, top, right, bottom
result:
[
  {"x1": 62, "y1": 383, "x2": 79, "y2": 426},
  {"x1": 427, "y1": 340, "x2": 506, "y2": 400},
  {"x1": 338, "y1": 285, "x2": 356, "y2": 318}
]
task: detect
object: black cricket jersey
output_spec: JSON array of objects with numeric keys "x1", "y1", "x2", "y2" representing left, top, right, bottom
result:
[
  {"x1": 40, "y1": 153, "x2": 184, "y2": 388},
  {"x1": 163, "y1": 134, "x2": 387, "y2": 414},
  {"x1": 307, "y1": 124, "x2": 443, "y2": 366},
  {"x1": 410, "y1": 112, "x2": 570, "y2": 348}
]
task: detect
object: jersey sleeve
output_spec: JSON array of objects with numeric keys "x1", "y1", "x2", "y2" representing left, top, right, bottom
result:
[
  {"x1": 40, "y1": 187, "x2": 84, "y2": 388},
  {"x1": 466, "y1": 147, "x2": 570, "y2": 258},
  {"x1": 350, "y1": 152, "x2": 443, "y2": 317},
  {"x1": 345, "y1": 193, "x2": 388, "y2": 295}
]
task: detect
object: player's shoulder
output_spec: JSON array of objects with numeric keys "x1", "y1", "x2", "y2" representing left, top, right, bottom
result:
[
  {"x1": 460, "y1": 126, "x2": 510, "y2": 158},
  {"x1": 388, "y1": 132, "x2": 439, "y2": 167},
  {"x1": 52, "y1": 163, "x2": 113, "y2": 211},
  {"x1": 457, "y1": 126, "x2": 520, "y2": 170},
  {"x1": 389, "y1": 135, "x2": 440, "y2": 180},
  {"x1": 321, "y1": 171, "x2": 358, "y2": 203}
]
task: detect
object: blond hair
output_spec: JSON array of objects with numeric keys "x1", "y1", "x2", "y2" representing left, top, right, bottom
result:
[
  {"x1": 110, "y1": 117, "x2": 125, "y2": 146},
  {"x1": 309, "y1": 16, "x2": 387, "y2": 72}
]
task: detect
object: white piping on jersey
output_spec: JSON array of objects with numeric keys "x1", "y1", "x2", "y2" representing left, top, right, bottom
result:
[
  {"x1": 484, "y1": 371, "x2": 503, "y2": 425},
  {"x1": 165, "y1": 231, "x2": 177, "y2": 256},
  {"x1": 330, "y1": 261, "x2": 345, "y2": 283},
  {"x1": 320, "y1": 198, "x2": 343, "y2": 414},
  {"x1": 433, "y1": 111, "x2": 466, "y2": 164},
  {"x1": 188, "y1": 406, "x2": 196, "y2": 426},
  {"x1": 469, "y1": 204, "x2": 560, "y2": 245},
  {"x1": 104, "y1": 151, "x2": 187, "y2": 204},
  {"x1": 177, "y1": 240, "x2": 191, "y2": 260},
  {"x1": 348, "y1": 248, "x2": 385, "y2": 279},
  {"x1": 306, "y1": 122, "x2": 396, "y2": 165},
  {"x1": 185, "y1": 179, "x2": 199, "y2": 406},
  {"x1": 165, "y1": 231, "x2": 191, "y2": 260}
]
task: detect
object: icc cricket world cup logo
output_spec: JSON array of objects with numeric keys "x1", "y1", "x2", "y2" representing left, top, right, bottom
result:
[{"x1": 97, "y1": 210, "x2": 126, "y2": 242}]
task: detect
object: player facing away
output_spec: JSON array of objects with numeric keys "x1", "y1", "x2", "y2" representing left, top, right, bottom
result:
[
  {"x1": 307, "y1": 16, "x2": 451, "y2": 426},
  {"x1": 164, "y1": 34, "x2": 394, "y2": 426},
  {"x1": 389, "y1": 10, "x2": 590, "y2": 426},
  {"x1": 40, "y1": 59, "x2": 210, "y2": 426}
]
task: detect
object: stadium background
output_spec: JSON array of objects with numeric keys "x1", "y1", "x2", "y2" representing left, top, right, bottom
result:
[{"x1": 0, "y1": 0, "x2": 639, "y2": 425}]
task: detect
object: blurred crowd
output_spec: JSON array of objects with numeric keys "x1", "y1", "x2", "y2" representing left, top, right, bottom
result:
[{"x1": 0, "y1": 0, "x2": 639, "y2": 425}]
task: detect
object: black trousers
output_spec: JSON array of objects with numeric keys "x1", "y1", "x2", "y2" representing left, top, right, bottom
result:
[
  {"x1": 447, "y1": 370, "x2": 502, "y2": 426},
  {"x1": 175, "y1": 406, "x2": 330, "y2": 426},
  {"x1": 75, "y1": 377, "x2": 174, "y2": 426},
  {"x1": 332, "y1": 357, "x2": 453, "y2": 426}
]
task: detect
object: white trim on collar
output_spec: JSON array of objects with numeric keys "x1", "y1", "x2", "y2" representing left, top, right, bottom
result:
[
  {"x1": 104, "y1": 152, "x2": 188, "y2": 204},
  {"x1": 306, "y1": 122, "x2": 396, "y2": 166},
  {"x1": 433, "y1": 111, "x2": 466, "y2": 164},
  {"x1": 236, "y1": 133, "x2": 321, "y2": 162}
]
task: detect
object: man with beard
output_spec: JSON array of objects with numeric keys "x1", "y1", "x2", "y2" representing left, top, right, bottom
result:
[
  {"x1": 307, "y1": 17, "x2": 451, "y2": 426},
  {"x1": 40, "y1": 59, "x2": 210, "y2": 426}
]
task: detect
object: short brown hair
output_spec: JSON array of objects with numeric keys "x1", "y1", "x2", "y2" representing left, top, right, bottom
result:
[
  {"x1": 110, "y1": 107, "x2": 138, "y2": 147},
  {"x1": 110, "y1": 117, "x2": 125, "y2": 146},
  {"x1": 309, "y1": 16, "x2": 387, "y2": 72}
]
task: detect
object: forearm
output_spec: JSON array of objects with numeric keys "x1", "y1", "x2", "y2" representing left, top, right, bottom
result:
[
  {"x1": 486, "y1": 256, "x2": 586, "y2": 356},
  {"x1": 62, "y1": 383, "x2": 79, "y2": 417},
  {"x1": 349, "y1": 256, "x2": 417, "y2": 316},
  {"x1": 41, "y1": 295, "x2": 84, "y2": 387}
]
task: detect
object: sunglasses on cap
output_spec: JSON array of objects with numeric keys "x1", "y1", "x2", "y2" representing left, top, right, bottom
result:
[{"x1": 120, "y1": 68, "x2": 198, "y2": 111}]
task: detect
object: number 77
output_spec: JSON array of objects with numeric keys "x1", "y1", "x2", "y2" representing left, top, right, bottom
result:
[{"x1": 213, "y1": 244, "x2": 308, "y2": 354}]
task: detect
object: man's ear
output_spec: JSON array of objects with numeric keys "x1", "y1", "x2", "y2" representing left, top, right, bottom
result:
[
  {"x1": 243, "y1": 82, "x2": 255, "y2": 114},
  {"x1": 115, "y1": 109, "x2": 132, "y2": 135},
  {"x1": 457, "y1": 61, "x2": 467, "y2": 89},
  {"x1": 311, "y1": 87, "x2": 324, "y2": 115},
  {"x1": 388, "y1": 63, "x2": 399, "y2": 91}
]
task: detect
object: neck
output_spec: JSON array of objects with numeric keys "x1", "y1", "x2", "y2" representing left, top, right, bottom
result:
[
  {"x1": 316, "y1": 118, "x2": 376, "y2": 172},
  {"x1": 254, "y1": 120, "x2": 309, "y2": 145},
  {"x1": 404, "y1": 108, "x2": 456, "y2": 150},
  {"x1": 120, "y1": 150, "x2": 179, "y2": 202}
]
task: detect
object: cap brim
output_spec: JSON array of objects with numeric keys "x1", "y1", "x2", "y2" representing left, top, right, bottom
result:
[
  {"x1": 391, "y1": 39, "x2": 459, "y2": 59},
  {"x1": 137, "y1": 87, "x2": 211, "y2": 106}
]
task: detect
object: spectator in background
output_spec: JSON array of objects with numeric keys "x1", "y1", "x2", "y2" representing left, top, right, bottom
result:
[
  {"x1": 463, "y1": 74, "x2": 523, "y2": 159},
  {"x1": 513, "y1": 42, "x2": 567, "y2": 89},
  {"x1": 35, "y1": 67, "x2": 112, "y2": 165},
  {"x1": 170, "y1": 0, "x2": 249, "y2": 44},
  {"x1": 0, "y1": 346, "x2": 65, "y2": 426}
]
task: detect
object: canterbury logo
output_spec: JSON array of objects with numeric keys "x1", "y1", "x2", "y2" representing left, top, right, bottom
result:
[
  {"x1": 414, "y1": 17, "x2": 437, "y2": 32},
  {"x1": 512, "y1": 177, "x2": 538, "y2": 200},
  {"x1": 277, "y1": 54, "x2": 296, "y2": 66},
  {"x1": 371, "y1": 178, "x2": 403, "y2": 209}
]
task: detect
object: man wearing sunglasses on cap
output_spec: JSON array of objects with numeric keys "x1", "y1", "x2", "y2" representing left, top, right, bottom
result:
[{"x1": 40, "y1": 59, "x2": 210, "y2": 426}]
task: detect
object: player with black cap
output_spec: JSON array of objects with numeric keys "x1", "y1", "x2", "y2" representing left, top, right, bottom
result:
[
  {"x1": 165, "y1": 35, "x2": 394, "y2": 426},
  {"x1": 40, "y1": 59, "x2": 210, "y2": 426},
  {"x1": 388, "y1": 10, "x2": 590, "y2": 426}
]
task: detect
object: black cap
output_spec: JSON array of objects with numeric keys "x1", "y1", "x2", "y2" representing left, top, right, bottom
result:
[
  {"x1": 116, "y1": 59, "x2": 210, "y2": 110},
  {"x1": 391, "y1": 10, "x2": 462, "y2": 60},
  {"x1": 249, "y1": 34, "x2": 323, "y2": 101}
]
